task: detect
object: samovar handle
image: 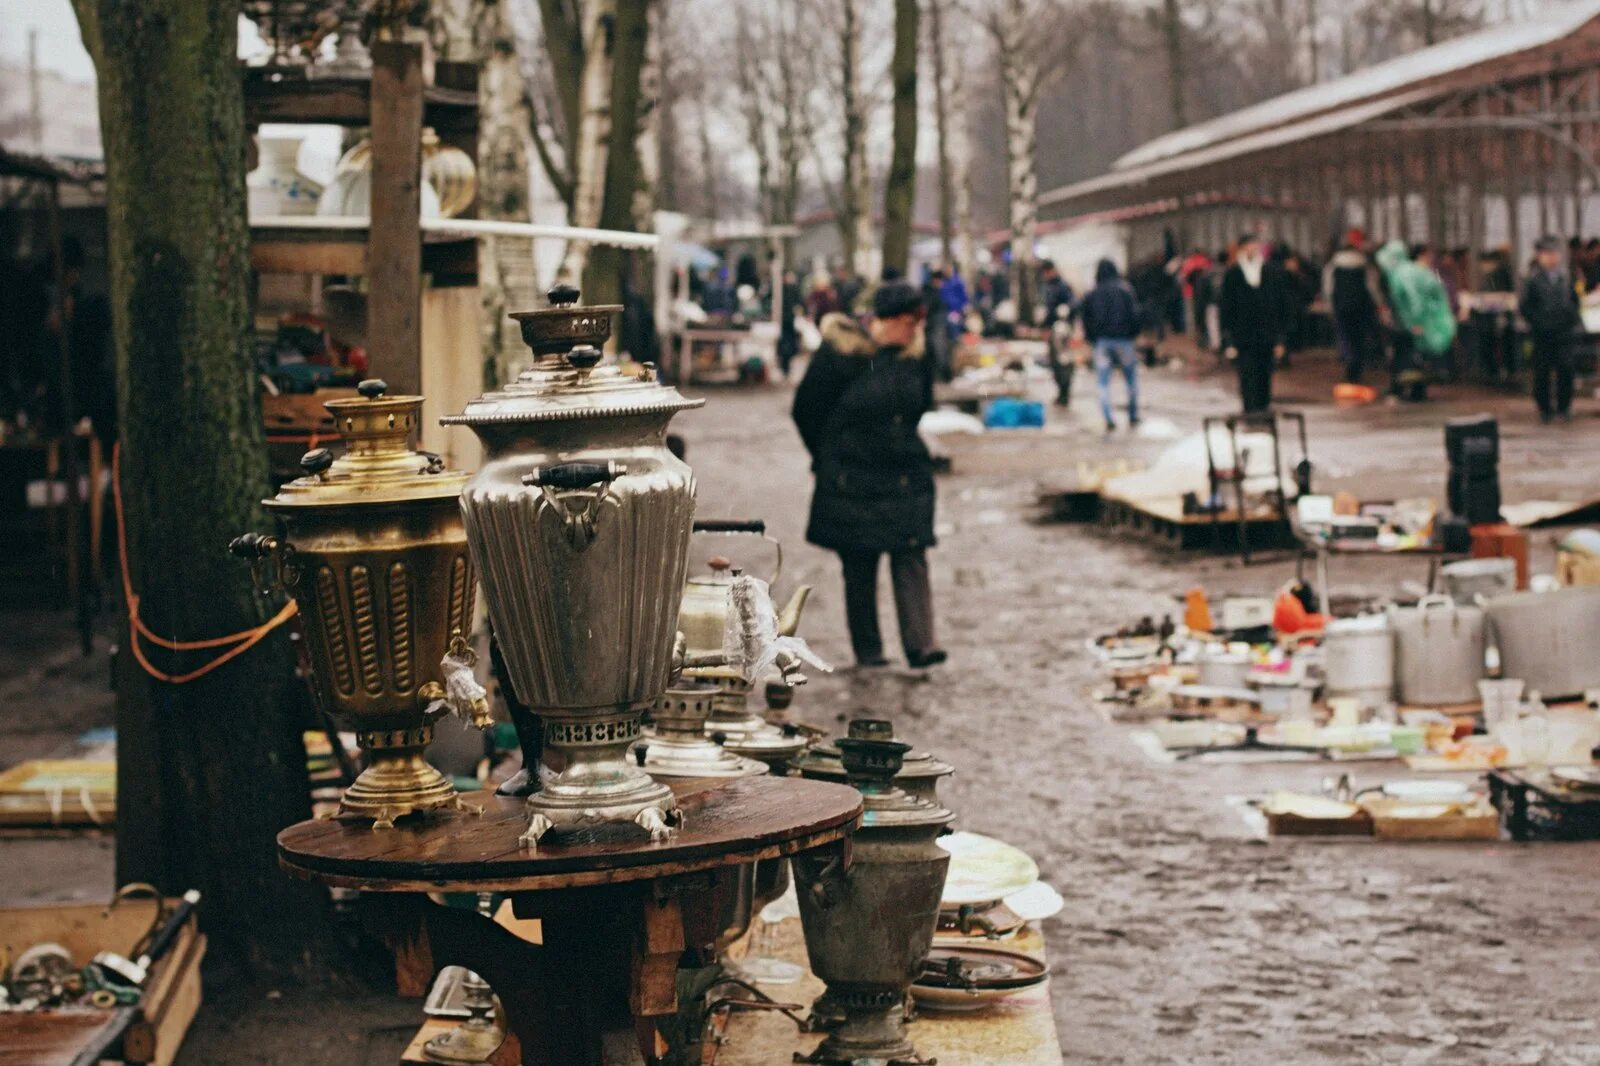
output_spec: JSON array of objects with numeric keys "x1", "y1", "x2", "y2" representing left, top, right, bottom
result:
[
  {"x1": 522, "y1": 462, "x2": 621, "y2": 550},
  {"x1": 228, "y1": 532, "x2": 299, "y2": 594}
]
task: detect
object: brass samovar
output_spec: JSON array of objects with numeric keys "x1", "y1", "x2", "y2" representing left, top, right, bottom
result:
[
  {"x1": 794, "y1": 738, "x2": 953, "y2": 1066},
  {"x1": 444, "y1": 285, "x2": 703, "y2": 847},
  {"x1": 233, "y1": 379, "x2": 488, "y2": 827}
]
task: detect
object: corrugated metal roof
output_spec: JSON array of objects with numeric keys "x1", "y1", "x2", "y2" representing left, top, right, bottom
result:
[
  {"x1": 1115, "y1": 0, "x2": 1600, "y2": 172},
  {"x1": 1042, "y1": 89, "x2": 1434, "y2": 207}
]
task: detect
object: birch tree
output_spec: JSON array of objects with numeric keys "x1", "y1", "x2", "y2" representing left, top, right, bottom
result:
[
  {"x1": 840, "y1": 0, "x2": 877, "y2": 279},
  {"x1": 986, "y1": 0, "x2": 1069, "y2": 325},
  {"x1": 558, "y1": 0, "x2": 617, "y2": 285},
  {"x1": 929, "y1": 0, "x2": 978, "y2": 283}
]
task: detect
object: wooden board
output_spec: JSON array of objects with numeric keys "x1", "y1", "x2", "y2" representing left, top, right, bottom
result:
[
  {"x1": 0, "y1": 1009, "x2": 130, "y2": 1066},
  {"x1": 0, "y1": 760, "x2": 115, "y2": 828},
  {"x1": 277, "y1": 777, "x2": 862, "y2": 893}
]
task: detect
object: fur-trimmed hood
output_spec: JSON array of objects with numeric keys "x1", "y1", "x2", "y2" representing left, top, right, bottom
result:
[
  {"x1": 820, "y1": 312, "x2": 875, "y2": 355},
  {"x1": 819, "y1": 311, "x2": 925, "y2": 359}
]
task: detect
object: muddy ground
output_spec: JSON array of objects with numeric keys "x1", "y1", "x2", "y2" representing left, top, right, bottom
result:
[{"x1": 7, "y1": 345, "x2": 1600, "y2": 1064}]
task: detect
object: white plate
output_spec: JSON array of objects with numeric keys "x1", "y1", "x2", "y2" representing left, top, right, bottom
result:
[
  {"x1": 1381, "y1": 779, "x2": 1472, "y2": 802},
  {"x1": 937, "y1": 832, "x2": 1040, "y2": 906}
]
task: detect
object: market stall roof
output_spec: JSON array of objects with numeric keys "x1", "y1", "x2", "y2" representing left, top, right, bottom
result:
[
  {"x1": 1119, "y1": 0, "x2": 1600, "y2": 171},
  {"x1": 1041, "y1": 90, "x2": 1435, "y2": 208},
  {"x1": 1041, "y1": 0, "x2": 1600, "y2": 209}
]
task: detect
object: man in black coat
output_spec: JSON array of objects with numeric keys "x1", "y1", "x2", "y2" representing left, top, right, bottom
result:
[
  {"x1": 792, "y1": 281, "x2": 946, "y2": 669},
  {"x1": 1519, "y1": 235, "x2": 1584, "y2": 423},
  {"x1": 1219, "y1": 234, "x2": 1290, "y2": 414}
]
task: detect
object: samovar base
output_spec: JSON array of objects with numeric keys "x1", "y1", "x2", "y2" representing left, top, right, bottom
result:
[
  {"x1": 519, "y1": 772, "x2": 681, "y2": 849},
  {"x1": 335, "y1": 742, "x2": 479, "y2": 830},
  {"x1": 798, "y1": 991, "x2": 930, "y2": 1065}
]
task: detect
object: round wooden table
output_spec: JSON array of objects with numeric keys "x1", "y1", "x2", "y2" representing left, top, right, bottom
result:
[{"x1": 279, "y1": 775, "x2": 861, "y2": 1065}]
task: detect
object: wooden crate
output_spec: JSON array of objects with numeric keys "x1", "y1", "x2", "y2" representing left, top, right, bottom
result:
[
  {"x1": 0, "y1": 899, "x2": 206, "y2": 1066},
  {"x1": 1558, "y1": 550, "x2": 1600, "y2": 588}
]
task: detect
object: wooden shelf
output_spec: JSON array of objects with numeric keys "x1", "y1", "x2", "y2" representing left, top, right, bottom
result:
[
  {"x1": 250, "y1": 224, "x2": 476, "y2": 281},
  {"x1": 242, "y1": 69, "x2": 477, "y2": 133}
]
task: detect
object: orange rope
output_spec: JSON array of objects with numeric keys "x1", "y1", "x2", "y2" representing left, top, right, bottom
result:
[{"x1": 114, "y1": 443, "x2": 298, "y2": 684}]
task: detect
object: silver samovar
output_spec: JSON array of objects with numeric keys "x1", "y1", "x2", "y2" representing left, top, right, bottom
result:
[
  {"x1": 793, "y1": 738, "x2": 954, "y2": 1066},
  {"x1": 443, "y1": 285, "x2": 703, "y2": 847},
  {"x1": 797, "y1": 718, "x2": 955, "y2": 807}
]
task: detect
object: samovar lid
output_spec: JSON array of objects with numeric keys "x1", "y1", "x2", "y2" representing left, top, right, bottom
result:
[
  {"x1": 265, "y1": 379, "x2": 470, "y2": 508},
  {"x1": 838, "y1": 738, "x2": 954, "y2": 830},
  {"x1": 441, "y1": 285, "x2": 704, "y2": 427},
  {"x1": 801, "y1": 717, "x2": 946, "y2": 770}
]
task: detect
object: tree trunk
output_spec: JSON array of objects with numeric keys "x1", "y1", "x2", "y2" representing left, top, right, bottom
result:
[
  {"x1": 72, "y1": 0, "x2": 318, "y2": 974},
  {"x1": 1162, "y1": 0, "x2": 1187, "y2": 130},
  {"x1": 881, "y1": 0, "x2": 919, "y2": 277},
  {"x1": 476, "y1": 0, "x2": 535, "y2": 387},
  {"x1": 929, "y1": 0, "x2": 955, "y2": 269},
  {"x1": 558, "y1": 0, "x2": 619, "y2": 287},
  {"x1": 839, "y1": 0, "x2": 876, "y2": 281},
  {"x1": 584, "y1": 0, "x2": 650, "y2": 308},
  {"x1": 997, "y1": 0, "x2": 1040, "y2": 325}
]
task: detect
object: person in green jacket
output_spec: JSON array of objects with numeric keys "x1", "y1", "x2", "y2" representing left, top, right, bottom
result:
[{"x1": 1375, "y1": 240, "x2": 1458, "y2": 402}]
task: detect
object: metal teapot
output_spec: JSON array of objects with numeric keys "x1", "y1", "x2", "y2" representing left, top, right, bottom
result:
[{"x1": 678, "y1": 519, "x2": 812, "y2": 657}]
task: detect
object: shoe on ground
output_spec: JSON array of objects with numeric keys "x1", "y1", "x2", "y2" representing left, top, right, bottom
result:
[
  {"x1": 906, "y1": 649, "x2": 948, "y2": 669},
  {"x1": 856, "y1": 655, "x2": 890, "y2": 669},
  {"x1": 1104, "y1": 421, "x2": 1117, "y2": 433}
]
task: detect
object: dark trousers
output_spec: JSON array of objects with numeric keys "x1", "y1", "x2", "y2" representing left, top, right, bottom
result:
[
  {"x1": 1334, "y1": 316, "x2": 1372, "y2": 384},
  {"x1": 1531, "y1": 332, "x2": 1575, "y2": 416},
  {"x1": 1236, "y1": 344, "x2": 1274, "y2": 413},
  {"x1": 839, "y1": 548, "x2": 936, "y2": 662}
]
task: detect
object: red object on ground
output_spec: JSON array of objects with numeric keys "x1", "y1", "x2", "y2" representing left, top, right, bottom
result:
[
  {"x1": 1333, "y1": 383, "x2": 1378, "y2": 405},
  {"x1": 1470, "y1": 523, "x2": 1529, "y2": 590},
  {"x1": 1273, "y1": 588, "x2": 1326, "y2": 634}
]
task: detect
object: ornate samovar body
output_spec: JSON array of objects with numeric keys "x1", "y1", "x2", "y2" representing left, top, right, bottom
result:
[
  {"x1": 793, "y1": 738, "x2": 953, "y2": 1065},
  {"x1": 234, "y1": 379, "x2": 487, "y2": 828},
  {"x1": 443, "y1": 286, "x2": 703, "y2": 847}
]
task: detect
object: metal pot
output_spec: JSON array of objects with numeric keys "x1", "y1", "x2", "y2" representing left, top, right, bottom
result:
[
  {"x1": 1441, "y1": 557, "x2": 1516, "y2": 605},
  {"x1": 1485, "y1": 586, "x2": 1600, "y2": 700},
  {"x1": 443, "y1": 285, "x2": 704, "y2": 847},
  {"x1": 233, "y1": 379, "x2": 488, "y2": 827},
  {"x1": 793, "y1": 738, "x2": 953, "y2": 1066},
  {"x1": 1388, "y1": 595, "x2": 1485, "y2": 706},
  {"x1": 1322, "y1": 613, "x2": 1394, "y2": 710},
  {"x1": 1196, "y1": 647, "x2": 1251, "y2": 690}
]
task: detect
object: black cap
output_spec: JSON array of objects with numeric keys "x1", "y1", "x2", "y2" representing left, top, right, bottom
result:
[
  {"x1": 873, "y1": 280, "x2": 924, "y2": 319},
  {"x1": 1535, "y1": 234, "x2": 1563, "y2": 252}
]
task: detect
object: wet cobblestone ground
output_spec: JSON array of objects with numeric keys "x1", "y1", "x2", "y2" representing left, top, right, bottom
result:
[
  {"x1": 9, "y1": 347, "x2": 1600, "y2": 1063},
  {"x1": 684, "y1": 350, "x2": 1600, "y2": 1065}
]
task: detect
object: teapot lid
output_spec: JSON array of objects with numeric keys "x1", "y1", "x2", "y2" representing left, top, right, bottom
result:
[
  {"x1": 442, "y1": 285, "x2": 704, "y2": 428},
  {"x1": 687, "y1": 556, "x2": 738, "y2": 587},
  {"x1": 265, "y1": 379, "x2": 469, "y2": 509}
]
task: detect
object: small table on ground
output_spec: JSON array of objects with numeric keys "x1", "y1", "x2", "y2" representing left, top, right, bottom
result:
[{"x1": 278, "y1": 775, "x2": 861, "y2": 1066}]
